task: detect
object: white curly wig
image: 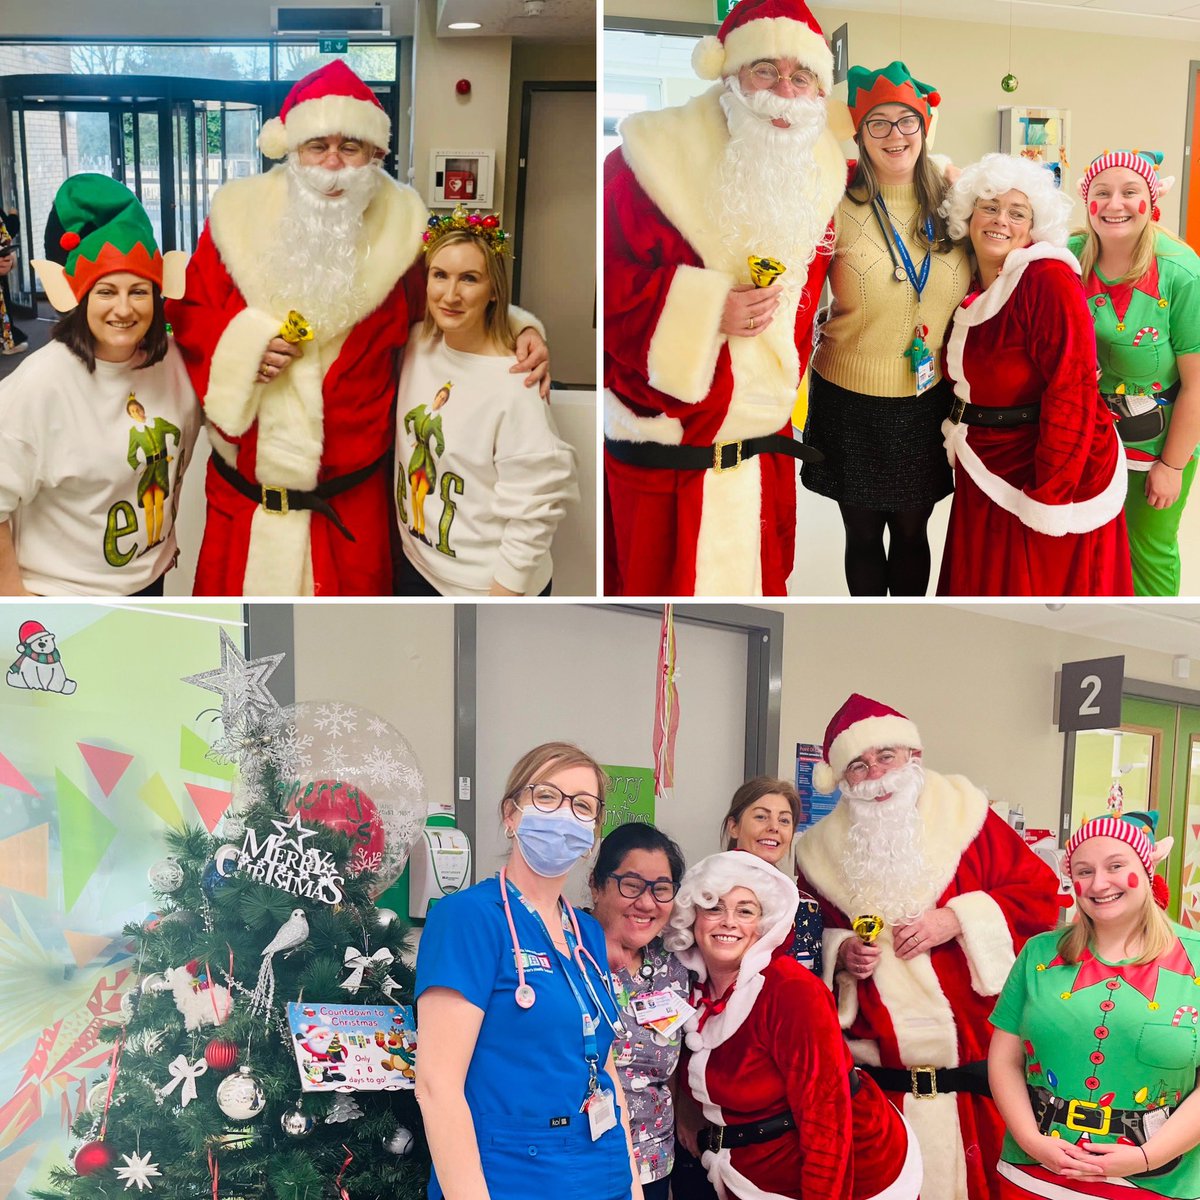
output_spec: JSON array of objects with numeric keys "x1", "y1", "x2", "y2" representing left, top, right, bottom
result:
[
  {"x1": 663, "y1": 850, "x2": 798, "y2": 954},
  {"x1": 940, "y1": 152, "x2": 1073, "y2": 248}
]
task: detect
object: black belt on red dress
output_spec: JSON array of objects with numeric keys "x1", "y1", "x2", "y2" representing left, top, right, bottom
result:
[
  {"x1": 209, "y1": 449, "x2": 390, "y2": 542},
  {"x1": 861, "y1": 1061, "x2": 991, "y2": 1097},
  {"x1": 605, "y1": 434, "x2": 823, "y2": 472},
  {"x1": 947, "y1": 396, "x2": 1040, "y2": 427},
  {"x1": 701, "y1": 1109, "x2": 795, "y2": 1152}
]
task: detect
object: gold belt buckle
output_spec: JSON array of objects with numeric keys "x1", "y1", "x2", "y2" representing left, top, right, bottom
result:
[
  {"x1": 911, "y1": 1066, "x2": 938, "y2": 1098},
  {"x1": 261, "y1": 485, "x2": 289, "y2": 515},
  {"x1": 1065, "y1": 1099, "x2": 1111, "y2": 1136},
  {"x1": 713, "y1": 440, "x2": 742, "y2": 473}
]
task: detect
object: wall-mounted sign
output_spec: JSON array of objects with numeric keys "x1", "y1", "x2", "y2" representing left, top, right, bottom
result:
[{"x1": 1058, "y1": 655, "x2": 1124, "y2": 731}]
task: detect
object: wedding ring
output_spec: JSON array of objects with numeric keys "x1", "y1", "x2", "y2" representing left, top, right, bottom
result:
[{"x1": 748, "y1": 316, "x2": 756, "y2": 330}]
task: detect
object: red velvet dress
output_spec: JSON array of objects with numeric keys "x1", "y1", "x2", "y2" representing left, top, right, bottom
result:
[{"x1": 937, "y1": 244, "x2": 1132, "y2": 596}]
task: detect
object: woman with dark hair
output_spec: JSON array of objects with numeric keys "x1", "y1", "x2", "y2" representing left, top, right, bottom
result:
[
  {"x1": 589, "y1": 823, "x2": 689, "y2": 1200},
  {"x1": 416, "y1": 742, "x2": 643, "y2": 1200},
  {"x1": 0, "y1": 174, "x2": 197, "y2": 596},
  {"x1": 721, "y1": 776, "x2": 822, "y2": 974},
  {"x1": 803, "y1": 61, "x2": 971, "y2": 596}
]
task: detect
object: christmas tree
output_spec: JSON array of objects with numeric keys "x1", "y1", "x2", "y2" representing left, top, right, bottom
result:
[{"x1": 33, "y1": 634, "x2": 429, "y2": 1200}]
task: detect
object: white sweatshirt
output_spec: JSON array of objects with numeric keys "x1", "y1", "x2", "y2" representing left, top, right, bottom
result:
[
  {"x1": 0, "y1": 340, "x2": 200, "y2": 595},
  {"x1": 394, "y1": 333, "x2": 577, "y2": 596}
]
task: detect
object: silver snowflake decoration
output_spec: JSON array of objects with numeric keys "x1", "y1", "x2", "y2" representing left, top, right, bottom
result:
[
  {"x1": 366, "y1": 716, "x2": 389, "y2": 737},
  {"x1": 323, "y1": 743, "x2": 352, "y2": 775},
  {"x1": 272, "y1": 724, "x2": 314, "y2": 777},
  {"x1": 361, "y1": 748, "x2": 402, "y2": 788},
  {"x1": 313, "y1": 702, "x2": 357, "y2": 737},
  {"x1": 183, "y1": 629, "x2": 284, "y2": 729},
  {"x1": 115, "y1": 1151, "x2": 162, "y2": 1192}
]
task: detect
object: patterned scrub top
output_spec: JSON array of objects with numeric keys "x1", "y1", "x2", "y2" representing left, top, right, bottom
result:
[
  {"x1": 610, "y1": 937, "x2": 692, "y2": 1184},
  {"x1": 991, "y1": 926, "x2": 1200, "y2": 1197}
]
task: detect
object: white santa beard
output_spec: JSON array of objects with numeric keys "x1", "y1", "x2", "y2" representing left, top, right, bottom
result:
[
  {"x1": 840, "y1": 760, "x2": 939, "y2": 924},
  {"x1": 258, "y1": 158, "x2": 383, "y2": 336},
  {"x1": 713, "y1": 83, "x2": 834, "y2": 274}
]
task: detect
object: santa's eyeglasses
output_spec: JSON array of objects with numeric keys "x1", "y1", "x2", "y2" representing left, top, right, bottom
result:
[{"x1": 745, "y1": 63, "x2": 818, "y2": 92}]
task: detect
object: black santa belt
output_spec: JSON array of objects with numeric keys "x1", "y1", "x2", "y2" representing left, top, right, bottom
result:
[
  {"x1": 210, "y1": 449, "x2": 390, "y2": 542},
  {"x1": 947, "y1": 396, "x2": 1041, "y2": 427},
  {"x1": 861, "y1": 1061, "x2": 992, "y2": 1098},
  {"x1": 605, "y1": 434, "x2": 823, "y2": 473},
  {"x1": 701, "y1": 1109, "x2": 795, "y2": 1152}
]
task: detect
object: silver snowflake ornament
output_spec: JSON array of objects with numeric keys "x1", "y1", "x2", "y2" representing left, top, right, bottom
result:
[{"x1": 115, "y1": 1152, "x2": 162, "y2": 1192}]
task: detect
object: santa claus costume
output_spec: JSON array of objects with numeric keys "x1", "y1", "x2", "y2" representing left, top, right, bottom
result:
[
  {"x1": 667, "y1": 851, "x2": 922, "y2": 1200},
  {"x1": 603, "y1": 0, "x2": 847, "y2": 596},
  {"x1": 938, "y1": 230, "x2": 1132, "y2": 596},
  {"x1": 794, "y1": 694, "x2": 1062, "y2": 1200},
  {"x1": 167, "y1": 60, "x2": 428, "y2": 596}
]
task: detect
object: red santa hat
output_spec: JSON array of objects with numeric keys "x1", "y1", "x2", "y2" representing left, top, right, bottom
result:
[
  {"x1": 812, "y1": 693, "x2": 922, "y2": 795},
  {"x1": 692, "y1": 0, "x2": 834, "y2": 95},
  {"x1": 18, "y1": 620, "x2": 48, "y2": 645},
  {"x1": 258, "y1": 59, "x2": 391, "y2": 160}
]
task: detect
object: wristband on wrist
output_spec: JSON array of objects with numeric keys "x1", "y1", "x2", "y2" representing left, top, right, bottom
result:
[
  {"x1": 1158, "y1": 455, "x2": 1187, "y2": 471},
  {"x1": 1139, "y1": 1144, "x2": 1151, "y2": 1171}
]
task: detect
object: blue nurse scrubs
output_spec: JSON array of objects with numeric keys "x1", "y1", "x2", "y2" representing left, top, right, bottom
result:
[{"x1": 416, "y1": 875, "x2": 632, "y2": 1200}]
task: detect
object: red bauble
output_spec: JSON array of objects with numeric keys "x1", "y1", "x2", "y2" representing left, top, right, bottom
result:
[
  {"x1": 285, "y1": 779, "x2": 384, "y2": 875},
  {"x1": 204, "y1": 1038, "x2": 240, "y2": 1071},
  {"x1": 455, "y1": 78, "x2": 471, "y2": 96},
  {"x1": 74, "y1": 1141, "x2": 114, "y2": 1175}
]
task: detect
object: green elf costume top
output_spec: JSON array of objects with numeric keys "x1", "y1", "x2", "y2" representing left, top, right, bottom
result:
[{"x1": 991, "y1": 810, "x2": 1200, "y2": 1198}]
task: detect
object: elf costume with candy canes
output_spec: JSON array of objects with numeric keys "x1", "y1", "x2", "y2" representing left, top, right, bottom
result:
[
  {"x1": 603, "y1": 0, "x2": 846, "y2": 596},
  {"x1": 794, "y1": 694, "x2": 1061, "y2": 1200}
]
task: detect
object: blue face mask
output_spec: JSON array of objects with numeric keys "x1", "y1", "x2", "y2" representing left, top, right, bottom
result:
[{"x1": 514, "y1": 809, "x2": 595, "y2": 878}]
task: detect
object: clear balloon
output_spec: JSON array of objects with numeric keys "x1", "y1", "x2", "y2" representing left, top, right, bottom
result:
[{"x1": 275, "y1": 702, "x2": 425, "y2": 896}]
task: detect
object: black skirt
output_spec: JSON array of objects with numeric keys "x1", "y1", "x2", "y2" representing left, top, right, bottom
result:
[{"x1": 801, "y1": 370, "x2": 954, "y2": 510}]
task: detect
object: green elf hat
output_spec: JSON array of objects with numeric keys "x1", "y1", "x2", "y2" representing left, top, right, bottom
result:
[
  {"x1": 31, "y1": 173, "x2": 188, "y2": 313},
  {"x1": 847, "y1": 60, "x2": 940, "y2": 136}
]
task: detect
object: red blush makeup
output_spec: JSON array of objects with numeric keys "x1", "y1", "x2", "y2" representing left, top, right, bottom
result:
[{"x1": 1127, "y1": 873, "x2": 1140, "y2": 889}]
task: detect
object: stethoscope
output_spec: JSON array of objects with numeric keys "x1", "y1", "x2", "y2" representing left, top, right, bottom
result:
[{"x1": 499, "y1": 866, "x2": 623, "y2": 1034}]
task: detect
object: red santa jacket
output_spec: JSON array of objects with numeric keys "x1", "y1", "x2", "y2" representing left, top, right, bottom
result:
[
  {"x1": 794, "y1": 772, "x2": 1061, "y2": 1200},
  {"x1": 603, "y1": 87, "x2": 845, "y2": 596},
  {"x1": 166, "y1": 166, "x2": 428, "y2": 596}
]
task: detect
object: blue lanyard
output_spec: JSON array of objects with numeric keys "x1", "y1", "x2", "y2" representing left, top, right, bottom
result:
[
  {"x1": 874, "y1": 197, "x2": 933, "y2": 299},
  {"x1": 504, "y1": 877, "x2": 611, "y2": 1105}
]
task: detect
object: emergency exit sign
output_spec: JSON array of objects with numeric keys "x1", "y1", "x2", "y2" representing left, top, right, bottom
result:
[
  {"x1": 716, "y1": 0, "x2": 743, "y2": 18},
  {"x1": 320, "y1": 38, "x2": 349, "y2": 53}
]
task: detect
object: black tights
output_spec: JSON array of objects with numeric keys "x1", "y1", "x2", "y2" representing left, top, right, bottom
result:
[{"x1": 839, "y1": 502, "x2": 935, "y2": 596}]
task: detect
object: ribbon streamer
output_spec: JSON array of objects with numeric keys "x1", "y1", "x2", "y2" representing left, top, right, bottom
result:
[
  {"x1": 208, "y1": 1149, "x2": 219, "y2": 1200},
  {"x1": 98, "y1": 1032, "x2": 125, "y2": 1140},
  {"x1": 653, "y1": 604, "x2": 679, "y2": 804},
  {"x1": 335, "y1": 1145, "x2": 354, "y2": 1200},
  {"x1": 339, "y1": 946, "x2": 394, "y2": 993},
  {"x1": 158, "y1": 1054, "x2": 208, "y2": 1107}
]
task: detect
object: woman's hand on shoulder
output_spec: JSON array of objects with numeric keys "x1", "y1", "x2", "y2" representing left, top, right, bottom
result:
[{"x1": 511, "y1": 328, "x2": 550, "y2": 401}]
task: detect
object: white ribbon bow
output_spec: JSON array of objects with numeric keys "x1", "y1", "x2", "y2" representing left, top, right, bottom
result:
[
  {"x1": 158, "y1": 1054, "x2": 208, "y2": 1107},
  {"x1": 339, "y1": 946, "x2": 395, "y2": 993}
]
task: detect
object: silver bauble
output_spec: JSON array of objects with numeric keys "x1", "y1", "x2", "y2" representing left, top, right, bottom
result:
[
  {"x1": 147, "y1": 857, "x2": 184, "y2": 893},
  {"x1": 118, "y1": 989, "x2": 139, "y2": 1021},
  {"x1": 139, "y1": 972, "x2": 168, "y2": 995},
  {"x1": 375, "y1": 907, "x2": 398, "y2": 928},
  {"x1": 87, "y1": 1081, "x2": 111, "y2": 1116},
  {"x1": 280, "y1": 1106, "x2": 315, "y2": 1137},
  {"x1": 382, "y1": 1124, "x2": 415, "y2": 1156},
  {"x1": 215, "y1": 1066, "x2": 266, "y2": 1120}
]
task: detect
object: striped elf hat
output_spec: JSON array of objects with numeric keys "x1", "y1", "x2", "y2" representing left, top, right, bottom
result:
[
  {"x1": 1065, "y1": 810, "x2": 1163, "y2": 875},
  {"x1": 1078, "y1": 150, "x2": 1175, "y2": 222}
]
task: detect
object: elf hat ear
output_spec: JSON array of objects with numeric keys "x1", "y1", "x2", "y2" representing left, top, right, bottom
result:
[
  {"x1": 31, "y1": 258, "x2": 78, "y2": 312},
  {"x1": 1150, "y1": 835, "x2": 1174, "y2": 866},
  {"x1": 161, "y1": 250, "x2": 189, "y2": 300}
]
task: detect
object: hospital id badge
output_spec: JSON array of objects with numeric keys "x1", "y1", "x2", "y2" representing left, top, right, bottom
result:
[
  {"x1": 915, "y1": 352, "x2": 935, "y2": 395},
  {"x1": 587, "y1": 1087, "x2": 617, "y2": 1141},
  {"x1": 630, "y1": 989, "x2": 695, "y2": 1039}
]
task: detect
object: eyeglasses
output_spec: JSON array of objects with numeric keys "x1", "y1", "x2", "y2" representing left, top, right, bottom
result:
[
  {"x1": 973, "y1": 200, "x2": 1033, "y2": 225},
  {"x1": 696, "y1": 902, "x2": 761, "y2": 923},
  {"x1": 863, "y1": 113, "x2": 923, "y2": 139},
  {"x1": 519, "y1": 782, "x2": 603, "y2": 822},
  {"x1": 608, "y1": 872, "x2": 680, "y2": 902},
  {"x1": 843, "y1": 747, "x2": 909, "y2": 781},
  {"x1": 745, "y1": 62, "x2": 818, "y2": 92}
]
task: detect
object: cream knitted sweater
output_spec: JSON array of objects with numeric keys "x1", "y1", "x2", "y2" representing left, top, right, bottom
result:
[{"x1": 812, "y1": 182, "x2": 971, "y2": 398}]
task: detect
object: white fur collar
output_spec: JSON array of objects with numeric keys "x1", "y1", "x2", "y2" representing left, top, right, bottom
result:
[
  {"x1": 208, "y1": 166, "x2": 427, "y2": 328},
  {"x1": 618, "y1": 85, "x2": 846, "y2": 282},
  {"x1": 793, "y1": 771, "x2": 989, "y2": 919},
  {"x1": 955, "y1": 241, "x2": 1081, "y2": 328}
]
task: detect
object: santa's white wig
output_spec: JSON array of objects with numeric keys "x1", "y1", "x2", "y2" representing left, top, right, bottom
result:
[
  {"x1": 663, "y1": 850, "x2": 798, "y2": 955},
  {"x1": 940, "y1": 152, "x2": 1072, "y2": 248}
]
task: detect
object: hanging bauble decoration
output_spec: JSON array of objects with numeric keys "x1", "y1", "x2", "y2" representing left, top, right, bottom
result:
[
  {"x1": 87, "y1": 1080, "x2": 111, "y2": 1116},
  {"x1": 325, "y1": 1093, "x2": 363, "y2": 1123},
  {"x1": 147, "y1": 857, "x2": 184, "y2": 893},
  {"x1": 375, "y1": 908, "x2": 398, "y2": 928},
  {"x1": 74, "y1": 1140, "x2": 115, "y2": 1175},
  {"x1": 279, "y1": 701, "x2": 425, "y2": 896},
  {"x1": 1001, "y1": 73, "x2": 1019, "y2": 93},
  {"x1": 280, "y1": 1104, "x2": 316, "y2": 1138},
  {"x1": 118, "y1": 989, "x2": 139, "y2": 1021},
  {"x1": 204, "y1": 1038, "x2": 240, "y2": 1071},
  {"x1": 139, "y1": 972, "x2": 169, "y2": 995},
  {"x1": 217, "y1": 811, "x2": 247, "y2": 841},
  {"x1": 215, "y1": 1066, "x2": 266, "y2": 1120},
  {"x1": 382, "y1": 1124, "x2": 415, "y2": 1156},
  {"x1": 201, "y1": 847, "x2": 239, "y2": 899}
]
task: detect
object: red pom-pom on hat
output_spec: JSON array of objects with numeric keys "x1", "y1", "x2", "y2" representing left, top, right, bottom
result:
[
  {"x1": 1152, "y1": 873, "x2": 1170, "y2": 910},
  {"x1": 60, "y1": 231, "x2": 81, "y2": 251},
  {"x1": 927, "y1": 91, "x2": 942, "y2": 108}
]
